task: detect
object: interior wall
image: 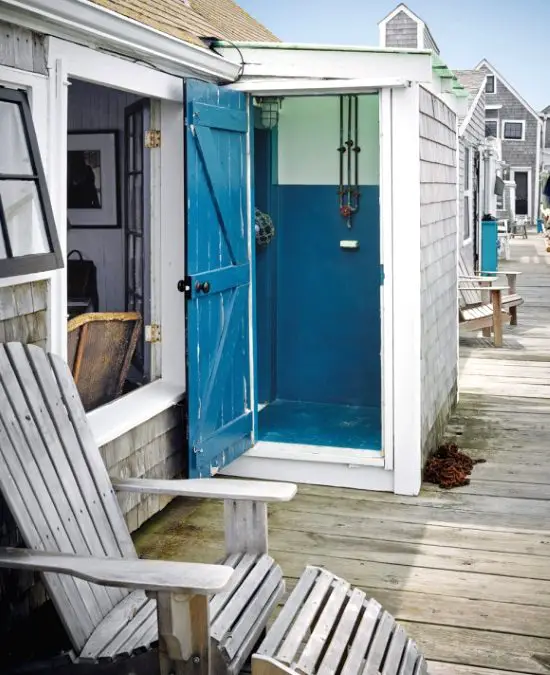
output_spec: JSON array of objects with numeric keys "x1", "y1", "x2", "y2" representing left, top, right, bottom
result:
[
  {"x1": 256, "y1": 95, "x2": 381, "y2": 408},
  {"x1": 67, "y1": 80, "x2": 140, "y2": 312}
]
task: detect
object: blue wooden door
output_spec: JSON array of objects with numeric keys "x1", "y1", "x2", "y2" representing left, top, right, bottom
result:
[{"x1": 185, "y1": 79, "x2": 253, "y2": 478}]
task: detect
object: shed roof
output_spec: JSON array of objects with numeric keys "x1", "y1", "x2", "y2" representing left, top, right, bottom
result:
[{"x1": 88, "y1": 0, "x2": 278, "y2": 48}]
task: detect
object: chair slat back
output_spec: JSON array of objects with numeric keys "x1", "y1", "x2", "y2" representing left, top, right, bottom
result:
[
  {"x1": 458, "y1": 254, "x2": 482, "y2": 307},
  {"x1": 0, "y1": 343, "x2": 137, "y2": 651}
]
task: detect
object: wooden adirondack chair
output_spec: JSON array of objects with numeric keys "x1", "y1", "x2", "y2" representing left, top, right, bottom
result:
[
  {"x1": 0, "y1": 343, "x2": 428, "y2": 675},
  {"x1": 458, "y1": 255, "x2": 523, "y2": 325},
  {"x1": 0, "y1": 342, "x2": 296, "y2": 675}
]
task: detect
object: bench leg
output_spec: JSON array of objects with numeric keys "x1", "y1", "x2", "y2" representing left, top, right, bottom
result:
[
  {"x1": 482, "y1": 327, "x2": 492, "y2": 338},
  {"x1": 491, "y1": 290, "x2": 503, "y2": 347},
  {"x1": 510, "y1": 306, "x2": 518, "y2": 326}
]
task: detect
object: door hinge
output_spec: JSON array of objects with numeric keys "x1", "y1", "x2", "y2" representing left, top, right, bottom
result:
[
  {"x1": 380, "y1": 264, "x2": 385, "y2": 286},
  {"x1": 145, "y1": 323, "x2": 162, "y2": 343},
  {"x1": 144, "y1": 129, "x2": 161, "y2": 148}
]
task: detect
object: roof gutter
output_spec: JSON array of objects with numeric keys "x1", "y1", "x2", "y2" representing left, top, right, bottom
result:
[{"x1": 0, "y1": 0, "x2": 240, "y2": 82}]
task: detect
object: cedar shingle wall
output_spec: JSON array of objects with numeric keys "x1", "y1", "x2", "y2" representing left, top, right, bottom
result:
[
  {"x1": 419, "y1": 87, "x2": 458, "y2": 463},
  {"x1": 384, "y1": 11, "x2": 418, "y2": 48}
]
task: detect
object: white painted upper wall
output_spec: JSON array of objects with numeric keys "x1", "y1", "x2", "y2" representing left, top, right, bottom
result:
[{"x1": 277, "y1": 95, "x2": 380, "y2": 185}]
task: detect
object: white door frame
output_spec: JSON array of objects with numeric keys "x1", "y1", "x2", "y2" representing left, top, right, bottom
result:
[
  {"x1": 47, "y1": 37, "x2": 190, "y2": 448},
  {"x1": 509, "y1": 166, "x2": 532, "y2": 219}
]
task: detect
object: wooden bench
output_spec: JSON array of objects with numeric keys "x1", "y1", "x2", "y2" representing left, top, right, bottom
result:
[
  {"x1": 253, "y1": 566, "x2": 427, "y2": 675},
  {"x1": 0, "y1": 342, "x2": 296, "y2": 675},
  {"x1": 458, "y1": 255, "x2": 524, "y2": 326}
]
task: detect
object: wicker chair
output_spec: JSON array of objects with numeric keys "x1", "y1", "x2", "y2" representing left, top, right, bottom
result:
[{"x1": 67, "y1": 312, "x2": 142, "y2": 411}]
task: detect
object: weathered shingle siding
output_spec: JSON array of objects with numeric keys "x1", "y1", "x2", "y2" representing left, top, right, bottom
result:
[
  {"x1": 419, "y1": 87, "x2": 458, "y2": 463},
  {"x1": 479, "y1": 64, "x2": 539, "y2": 216},
  {"x1": 423, "y1": 26, "x2": 439, "y2": 54},
  {"x1": 459, "y1": 88, "x2": 486, "y2": 272},
  {"x1": 384, "y1": 11, "x2": 418, "y2": 48},
  {"x1": 0, "y1": 20, "x2": 47, "y2": 74}
]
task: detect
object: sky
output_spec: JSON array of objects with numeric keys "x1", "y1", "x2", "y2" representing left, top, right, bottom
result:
[{"x1": 236, "y1": 0, "x2": 549, "y2": 112}]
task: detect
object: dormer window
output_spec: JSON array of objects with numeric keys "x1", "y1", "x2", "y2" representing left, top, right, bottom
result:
[{"x1": 0, "y1": 88, "x2": 62, "y2": 278}]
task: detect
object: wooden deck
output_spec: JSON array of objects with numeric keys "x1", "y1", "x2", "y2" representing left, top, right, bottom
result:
[{"x1": 135, "y1": 233, "x2": 550, "y2": 675}]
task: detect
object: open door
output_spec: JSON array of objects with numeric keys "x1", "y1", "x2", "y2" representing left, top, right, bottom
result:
[{"x1": 185, "y1": 79, "x2": 254, "y2": 478}]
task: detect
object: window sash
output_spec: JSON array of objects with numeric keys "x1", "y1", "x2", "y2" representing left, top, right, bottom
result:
[
  {"x1": 503, "y1": 121, "x2": 524, "y2": 140},
  {"x1": 485, "y1": 75, "x2": 495, "y2": 94},
  {"x1": 0, "y1": 88, "x2": 62, "y2": 278}
]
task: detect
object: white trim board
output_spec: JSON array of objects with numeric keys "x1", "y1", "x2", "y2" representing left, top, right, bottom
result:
[
  {"x1": 248, "y1": 442, "x2": 383, "y2": 466},
  {"x1": 475, "y1": 59, "x2": 540, "y2": 121},
  {"x1": 459, "y1": 76, "x2": 486, "y2": 136},
  {"x1": 88, "y1": 380, "x2": 184, "y2": 447},
  {"x1": 221, "y1": 454, "x2": 394, "y2": 492}
]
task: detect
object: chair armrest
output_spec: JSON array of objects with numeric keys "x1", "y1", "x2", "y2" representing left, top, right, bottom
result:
[
  {"x1": 0, "y1": 547, "x2": 233, "y2": 595},
  {"x1": 459, "y1": 285, "x2": 508, "y2": 291},
  {"x1": 112, "y1": 477, "x2": 297, "y2": 502},
  {"x1": 459, "y1": 275, "x2": 498, "y2": 283}
]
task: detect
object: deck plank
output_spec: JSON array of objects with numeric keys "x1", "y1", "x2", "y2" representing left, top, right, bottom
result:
[{"x1": 135, "y1": 234, "x2": 550, "y2": 675}]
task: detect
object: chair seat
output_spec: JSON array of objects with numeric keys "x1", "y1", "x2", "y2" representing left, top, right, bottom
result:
[
  {"x1": 502, "y1": 293, "x2": 524, "y2": 308},
  {"x1": 81, "y1": 552, "x2": 284, "y2": 674},
  {"x1": 254, "y1": 566, "x2": 427, "y2": 675}
]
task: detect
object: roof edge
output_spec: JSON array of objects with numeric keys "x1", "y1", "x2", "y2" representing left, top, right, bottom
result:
[
  {"x1": 475, "y1": 58, "x2": 541, "y2": 121},
  {"x1": 0, "y1": 0, "x2": 240, "y2": 81}
]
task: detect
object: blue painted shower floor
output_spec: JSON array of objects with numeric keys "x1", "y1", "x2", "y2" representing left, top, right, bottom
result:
[{"x1": 258, "y1": 400, "x2": 381, "y2": 450}]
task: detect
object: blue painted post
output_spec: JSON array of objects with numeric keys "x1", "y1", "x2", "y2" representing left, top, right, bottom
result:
[{"x1": 481, "y1": 218, "x2": 498, "y2": 275}]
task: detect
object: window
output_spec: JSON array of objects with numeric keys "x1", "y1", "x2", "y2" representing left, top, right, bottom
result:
[
  {"x1": 0, "y1": 88, "x2": 62, "y2": 278},
  {"x1": 502, "y1": 120, "x2": 525, "y2": 141},
  {"x1": 485, "y1": 120, "x2": 498, "y2": 138},
  {"x1": 485, "y1": 75, "x2": 496, "y2": 94},
  {"x1": 463, "y1": 146, "x2": 472, "y2": 241}
]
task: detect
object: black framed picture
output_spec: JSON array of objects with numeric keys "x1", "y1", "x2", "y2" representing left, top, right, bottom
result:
[{"x1": 67, "y1": 130, "x2": 120, "y2": 228}]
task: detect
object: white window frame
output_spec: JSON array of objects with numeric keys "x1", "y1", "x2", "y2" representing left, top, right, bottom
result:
[
  {"x1": 485, "y1": 74, "x2": 496, "y2": 95},
  {"x1": 485, "y1": 119, "x2": 498, "y2": 139},
  {"x1": 463, "y1": 145, "x2": 473, "y2": 243},
  {"x1": 502, "y1": 119, "x2": 525, "y2": 141},
  {"x1": 46, "y1": 37, "x2": 186, "y2": 447}
]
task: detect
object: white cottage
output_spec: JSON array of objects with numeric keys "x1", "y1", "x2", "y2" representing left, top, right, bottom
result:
[{"x1": 0, "y1": 0, "x2": 467, "y2": 532}]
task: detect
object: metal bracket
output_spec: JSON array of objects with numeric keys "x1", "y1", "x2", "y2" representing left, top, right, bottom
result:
[
  {"x1": 145, "y1": 323, "x2": 162, "y2": 343},
  {"x1": 144, "y1": 129, "x2": 161, "y2": 148}
]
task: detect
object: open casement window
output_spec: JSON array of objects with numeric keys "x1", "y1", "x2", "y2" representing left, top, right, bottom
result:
[
  {"x1": 485, "y1": 120, "x2": 498, "y2": 138},
  {"x1": 0, "y1": 88, "x2": 62, "y2": 278},
  {"x1": 463, "y1": 146, "x2": 472, "y2": 241}
]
